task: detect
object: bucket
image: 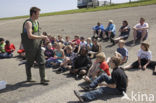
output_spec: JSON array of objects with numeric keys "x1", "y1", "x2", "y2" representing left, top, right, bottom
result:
[{"x1": 0, "y1": 81, "x2": 7, "y2": 90}]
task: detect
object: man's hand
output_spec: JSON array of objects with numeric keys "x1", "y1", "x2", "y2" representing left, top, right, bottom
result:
[{"x1": 41, "y1": 35, "x2": 49, "y2": 42}]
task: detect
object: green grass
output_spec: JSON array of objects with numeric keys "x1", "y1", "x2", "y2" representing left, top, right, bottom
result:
[{"x1": 0, "y1": 0, "x2": 156, "y2": 20}]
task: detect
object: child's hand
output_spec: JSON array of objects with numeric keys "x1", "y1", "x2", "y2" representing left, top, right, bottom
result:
[
  {"x1": 143, "y1": 65, "x2": 147, "y2": 70},
  {"x1": 139, "y1": 65, "x2": 142, "y2": 69}
]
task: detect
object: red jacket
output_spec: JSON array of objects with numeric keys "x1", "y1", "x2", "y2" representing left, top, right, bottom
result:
[{"x1": 5, "y1": 44, "x2": 15, "y2": 53}]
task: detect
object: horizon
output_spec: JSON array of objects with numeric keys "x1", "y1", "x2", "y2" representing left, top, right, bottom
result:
[{"x1": 0, "y1": 0, "x2": 138, "y2": 18}]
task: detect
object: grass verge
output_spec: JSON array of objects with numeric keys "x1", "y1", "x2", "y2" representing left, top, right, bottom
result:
[{"x1": 0, "y1": 0, "x2": 156, "y2": 20}]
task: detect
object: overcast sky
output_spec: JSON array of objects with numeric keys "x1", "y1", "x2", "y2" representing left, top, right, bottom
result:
[{"x1": 0, "y1": 0, "x2": 138, "y2": 18}]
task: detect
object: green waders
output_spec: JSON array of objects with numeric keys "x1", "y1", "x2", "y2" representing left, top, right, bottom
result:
[{"x1": 21, "y1": 19, "x2": 46, "y2": 82}]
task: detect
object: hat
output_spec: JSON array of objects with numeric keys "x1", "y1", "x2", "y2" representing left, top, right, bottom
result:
[{"x1": 109, "y1": 20, "x2": 113, "y2": 23}]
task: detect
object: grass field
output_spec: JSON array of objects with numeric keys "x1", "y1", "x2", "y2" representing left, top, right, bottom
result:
[{"x1": 0, "y1": 0, "x2": 156, "y2": 20}]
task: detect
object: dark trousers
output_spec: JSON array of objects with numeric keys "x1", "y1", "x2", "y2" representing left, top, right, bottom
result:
[
  {"x1": 131, "y1": 58, "x2": 156, "y2": 69},
  {"x1": 105, "y1": 31, "x2": 115, "y2": 39},
  {"x1": 25, "y1": 49, "x2": 46, "y2": 82},
  {"x1": 82, "y1": 73, "x2": 121, "y2": 101}
]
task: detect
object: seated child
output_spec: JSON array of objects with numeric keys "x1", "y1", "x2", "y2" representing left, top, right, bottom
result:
[
  {"x1": 88, "y1": 39, "x2": 101, "y2": 58},
  {"x1": 70, "y1": 47, "x2": 92, "y2": 79},
  {"x1": 72, "y1": 35, "x2": 80, "y2": 53},
  {"x1": 80, "y1": 37, "x2": 87, "y2": 48},
  {"x1": 116, "y1": 40, "x2": 128, "y2": 64},
  {"x1": 124, "y1": 42, "x2": 156, "y2": 74},
  {"x1": 57, "y1": 35, "x2": 64, "y2": 44},
  {"x1": 72, "y1": 35, "x2": 80, "y2": 45},
  {"x1": 0, "y1": 38, "x2": 6, "y2": 58},
  {"x1": 112, "y1": 20, "x2": 130, "y2": 45},
  {"x1": 64, "y1": 36, "x2": 72, "y2": 46},
  {"x1": 92, "y1": 22, "x2": 105, "y2": 40},
  {"x1": 44, "y1": 42, "x2": 55, "y2": 59},
  {"x1": 86, "y1": 37, "x2": 93, "y2": 51},
  {"x1": 84, "y1": 52, "x2": 110, "y2": 82},
  {"x1": 4, "y1": 40, "x2": 15, "y2": 58},
  {"x1": 57, "y1": 45, "x2": 77, "y2": 73},
  {"x1": 46, "y1": 43, "x2": 65, "y2": 68}
]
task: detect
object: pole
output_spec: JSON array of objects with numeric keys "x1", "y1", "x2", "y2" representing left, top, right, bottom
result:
[{"x1": 110, "y1": 0, "x2": 112, "y2": 5}]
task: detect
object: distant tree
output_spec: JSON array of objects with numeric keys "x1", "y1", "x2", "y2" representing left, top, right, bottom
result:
[{"x1": 129, "y1": 0, "x2": 131, "y2": 3}]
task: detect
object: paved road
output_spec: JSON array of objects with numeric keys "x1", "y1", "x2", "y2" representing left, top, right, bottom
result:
[{"x1": 0, "y1": 5, "x2": 156, "y2": 103}]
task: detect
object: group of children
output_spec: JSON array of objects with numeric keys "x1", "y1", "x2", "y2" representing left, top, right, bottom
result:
[
  {"x1": 0, "y1": 38, "x2": 15, "y2": 59},
  {"x1": 1, "y1": 17, "x2": 156, "y2": 102}
]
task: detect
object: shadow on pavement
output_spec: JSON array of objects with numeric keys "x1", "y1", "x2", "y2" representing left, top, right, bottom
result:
[
  {"x1": 67, "y1": 94, "x2": 122, "y2": 103},
  {"x1": 0, "y1": 81, "x2": 40, "y2": 94}
]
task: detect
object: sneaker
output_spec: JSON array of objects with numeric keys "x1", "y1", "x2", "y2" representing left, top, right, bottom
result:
[
  {"x1": 74, "y1": 90, "x2": 84, "y2": 103},
  {"x1": 75, "y1": 75, "x2": 82, "y2": 80}
]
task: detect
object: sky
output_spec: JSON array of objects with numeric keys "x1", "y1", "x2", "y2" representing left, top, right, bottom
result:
[{"x1": 0, "y1": 0, "x2": 138, "y2": 18}]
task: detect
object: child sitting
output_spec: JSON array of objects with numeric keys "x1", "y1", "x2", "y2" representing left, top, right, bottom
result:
[
  {"x1": 112, "y1": 20, "x2": 130, "y2": 45},
  {"x1": 88, "y1": 39, "x2": 101, "y2": 59},
  {"x1": 86, "y1": 37, "x2": 93, "y2": 51},
  {"x1": 0, "y1": 38, "x2": 6, "y2": 58},
  {"x1": 64, "y1": 36, "x2": 71, "y2": 46},
  {"x1": 4, "y1": 40, "x2": 15, "y2": 58},
  {"x1": 74, "y1": 57, "x2": 128, "y2": 102},
  {"x1": 44, "y1": 42, "x2": 55, "y2": 59},
  {"x1": 57, "y1": 35, "x2": 64, "y2": 44},
  {"x1": 70, "y1": 47, "x2": 92, "y2": 79},
  {"x1": 57, "y1": 45, "x2": 77, "y2": 73},
  {"x1": 116, "y1": 40, "x2": 128, "y2": 64},
  {"x1": 46, "y1": 43, "x2": 65, "y2": 68},
  {"x1": 84, "y1": 52, "x2": 110, "y2": 82},
  {"x1": 124, "y1": 42, "x2": 156, "y2": 74}
]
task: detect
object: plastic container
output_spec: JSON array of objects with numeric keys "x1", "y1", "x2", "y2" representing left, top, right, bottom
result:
[{"x1": 0, "y1": 81, "x2": 7, "y2": 90}]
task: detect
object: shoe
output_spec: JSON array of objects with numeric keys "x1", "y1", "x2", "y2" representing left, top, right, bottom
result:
[
  {"x1": 111, "y1": 39, "x2": 115, "y2": 45},
  {"x1": 80, "y1": 86, "x2": 94, "y2": 91},
  {"x1": 42, "y1": 79, "x2": 50, "y2": 82},
  {"x1": 40, "y1": 79, "x2": 49, "y2": 85},
  {"x1": 75, "y1": 75, "x2": 82, "y2": 80},
  {"x1": 40, "y1": 82, "x2": 49, "y2": 85},
  {"x1": 74, "y1": 90, "x2": 84, "y2": 103},
  {"x1": 26, "y1": 79, "x2": 36, "y2": 82}
]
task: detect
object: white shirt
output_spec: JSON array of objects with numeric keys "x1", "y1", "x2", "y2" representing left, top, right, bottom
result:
[
  {"x1": 137, "y1": 49, "x2": 152, "y2": 60},
  {"x1": 135, "y1": 22, "x2": 149, "y2": 32},
  {"x1": 80, "y1": 41, "x2": 87, "y2": 47}
]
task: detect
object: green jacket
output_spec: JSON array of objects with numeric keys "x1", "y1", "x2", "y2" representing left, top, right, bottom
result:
[{"x1": 0, "y1": 43, "x2": 5, "y2": 53}]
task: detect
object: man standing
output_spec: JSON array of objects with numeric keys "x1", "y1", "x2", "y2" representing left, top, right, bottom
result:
[
  {"x1": 21, "y1": 7, "x2": 49, "y2": 85},
  {"x1": 133, "y1": 17, "x2": 149, "y2": 44}
]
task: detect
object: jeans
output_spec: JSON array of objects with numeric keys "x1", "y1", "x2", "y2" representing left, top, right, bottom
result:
[
  {"x1": 46, "y1": 57, "x2": 62, "y2": 67},
  {"x1": 90, "y1": 73, "x2": 112, "y2": 88},
  {"x1": 0, "y1": 53, "x2": 13, "y2": 59},
  {"x1": 82, "y1": 73, "x2": 121, "y2": 101}
]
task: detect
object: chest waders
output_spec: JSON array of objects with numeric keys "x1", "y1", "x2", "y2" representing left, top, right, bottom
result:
[{"x1": 21, "y1": 19, "x2": 46, "y2": 82}]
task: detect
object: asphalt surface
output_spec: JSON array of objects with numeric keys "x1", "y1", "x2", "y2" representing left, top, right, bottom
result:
[{"x1": 0, "y1": 4, "x2": 156, "y2": 103}]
